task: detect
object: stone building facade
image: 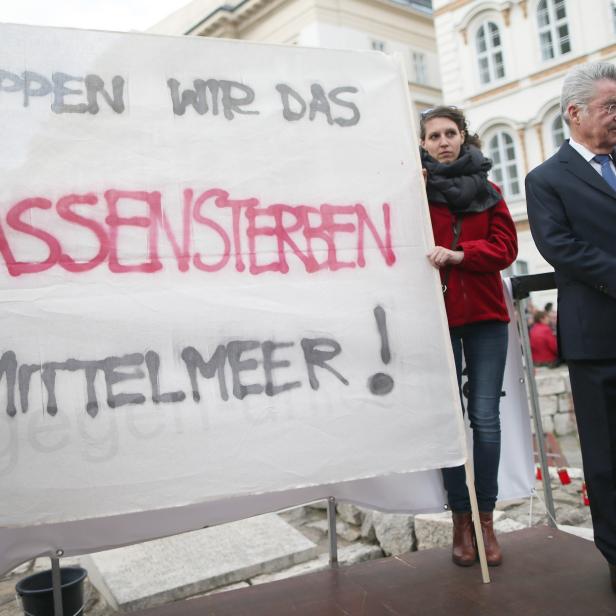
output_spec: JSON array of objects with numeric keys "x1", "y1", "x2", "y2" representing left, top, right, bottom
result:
[{"x1": 432, "y1": 0, "x2": 616, "y2": 303}]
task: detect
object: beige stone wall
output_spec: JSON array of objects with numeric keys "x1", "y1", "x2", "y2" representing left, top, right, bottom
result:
[{"x1": 533, "y1": 365, "x2": 577, "y2": 437}]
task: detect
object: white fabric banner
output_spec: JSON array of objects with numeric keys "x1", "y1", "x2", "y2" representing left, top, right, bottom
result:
[{"x1": 0, "y1": 24, "x2": 532, "y2": 575}]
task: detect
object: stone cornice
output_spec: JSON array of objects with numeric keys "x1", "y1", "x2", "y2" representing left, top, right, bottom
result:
[{"x1": 189, "y1": 0, "x2": 433, "y2": 37}]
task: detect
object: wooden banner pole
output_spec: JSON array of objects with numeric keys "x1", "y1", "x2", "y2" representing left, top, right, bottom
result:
[{"x1": 465, "y1": 460, "x2": 490, "y2": 583}]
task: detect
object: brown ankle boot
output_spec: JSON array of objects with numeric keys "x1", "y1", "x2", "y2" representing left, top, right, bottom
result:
[
  {"x1": 478, "y1": 511, "x2": 502, "y2": 566},
  {"x1": 451, "y1": 512, "x2": 477, "y2": 566}
]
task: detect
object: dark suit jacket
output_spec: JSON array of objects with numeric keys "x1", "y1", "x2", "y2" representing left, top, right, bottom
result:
[{"x1": 525, "y1": 140, "x2": 616, "y2": 360}]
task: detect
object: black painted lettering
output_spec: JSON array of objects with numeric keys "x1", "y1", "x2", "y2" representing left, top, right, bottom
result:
[
  {"x1": 84, "y1": 74, "x2": 125, "y2": 114},
  {"x1": 23, "y1": 71, "x2": 52, "y2": 108},
  {"x1": 0, "y1": 351, "x2": 17, "y2": 417},
  {"x1": 145, "y1": 350, "x2": 186, "y2": 404},
  {"x1": 181, "y1": 345, "x2": 228, "y2": 401},
  {"x1": 102, "y1": 354, "x2": 146, "y2": 408},
  {"x1": 51, "y1": 72, "x2": 89, "y2": 114},
  {"x1": 167, "y1": 78, "x2": 257, "y2": 119},
  {"x1": 219, "y1": 81, "x2": 258, "y2": 119},
  {"x1": 18, "y1": 364, "x2": 39, "y2": 414},
  {"x1": 227, "y1": 340, "x2": 264, "y2": 400},
  {"x1": 275, "y1": 84, "x2": 306, "y2": 121},
  {"x1": 308, "y1": 84, "x2": 333, "y2": 125},
  {"x1": 41, "y1": 362, "x2": 59, "y2": 416},
  {"x1": 0, "y1": 69, "x2": 23, "y2": 94},
  {"x1": 329, "y1": 86, "x2": 360, "y2": 127},
  {"x1": 262, "y1": 341, "x2": 300, "y2": 396},
  {"x1": 301, "y1": 338, "x2": 349, "y2": 390}
]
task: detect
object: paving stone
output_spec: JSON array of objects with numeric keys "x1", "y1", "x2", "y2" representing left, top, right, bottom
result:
[
  {"x1": 414, "y1": 511, "x2": 452, "y2": 551},
  {"x1": 307, "y1": 500, "x2": 328, "y2": 511},
  {"x1": 305, "y1": 519, "x2": 360, "y2": 542},
  {"x1": 206, "y1": 582, "x2": 251, "y2": 595},
  {"x1": 250, "y1": 542, "x2": 383, "y2": 585},
  {"x1": 557, "y1": 525, "x2": 593, "y2": 541},
  {"x1": 372, "y1": 512, "x2": 415, "y2": 556},
  {"x1": 278, "y1": 506, "x2": 308, "y2": 523},
  {"x1": 494, "y1": 518, "x2": 526, "y2": 534},
  {"x1": 415, "y1": 511, "x2": 505, "y2": 550},
  {"x1": 83, "y1": 513, "x2": 318, "y2": 611},
  {"x1": 360, "y1": 509, "x2": 377, "y2": 542},
  {"x1": 337, "y1": 503, "x2": 362, "y2": 526}
]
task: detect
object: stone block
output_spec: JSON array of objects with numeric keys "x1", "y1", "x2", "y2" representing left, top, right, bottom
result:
[
  {"x1": 83, "y1": 513, "x2": 318, "y2": 611},
  {"x1": 414, "y1": 512, "x2": 452, "y2": 551},
  {"x1": 536, "y1": 375, "x2": 565, "y2": 396},
  {"x1": 250, "y1": 543, "x2": 383, "y2": 585},
  {"x1": 494, "y1": 518, "x2": 526, "y2": 534},
  {"x1": 278, "y1": 506, "x2": 308, "y2": 523},
  {"x1": 415, "y1": 511, "x2": 506, "y2": 550},
  {"x1": 307, "y1": 500, "x2": 328, "y2": 510},
  {"x1": 372, "y1": 512, "x2": 415, "y2": 556},
  {"x1": 337, "y1": 503, "x2": 363, "y2": 526},
  {"x1": 554, "y1": 412, "x2": 577, "y2": 436},
  {"x1": 557, "y1": 525, "x2": 593, "y2": 541},
  {"x1": 360, "y1": 509, "x2": 376, "y2": 542},
  {"x1": 555, "y1": 504, "x2": 592, "y2": 526},
  {"x1": 538, "y1": 415, "x2": 554, "y2": 434},
  {"x1": 206, "y1": 582, "x2": 250, "y2": 595},
  {"x1": 539, "y1": 395, "x2": 557, "y2": 416},
  {"x1": 557, "y1": 393, "x2": 573, "y2": 413},
  {"x1": 305, "y1": 519, "x2": 360, "y2": 542}
]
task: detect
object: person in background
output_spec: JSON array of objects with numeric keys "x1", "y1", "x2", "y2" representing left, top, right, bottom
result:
[
  {"x1": 526, "y1": 61, "x2": 616, "y2": 594},
  {"x1": 530, "y1": 310, "x2": 559, "y2": 367},
  {"x1": 543, "y1": 301, "x2": 557, "y2": 334},
  {"x1": 420, "y1": 106, "x2": 518, "y2": 567}
]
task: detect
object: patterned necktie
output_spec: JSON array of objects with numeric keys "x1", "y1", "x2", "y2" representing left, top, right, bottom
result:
[{"x1": 593, "y1": 154, "x2": 616, "y2": 193}]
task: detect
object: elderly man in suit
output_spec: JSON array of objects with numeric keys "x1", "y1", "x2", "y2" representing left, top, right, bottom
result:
[{"x1": 526, "y1": 61, "x2": 616, "y2": 593}]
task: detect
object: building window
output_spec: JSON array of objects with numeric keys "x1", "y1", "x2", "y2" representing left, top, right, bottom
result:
[
  {"x1": 537, "y1": 0, "x2": 571, "y2": 61},
  {"x1": 412, "y1": 51, "x2": 428, "y2": 84},
  {"x1": 371, "y1": 40, "x2": 386, "y2": 51},
  {"x1": 503, "y1": 259, "x2": 528, "y2": 277},
  {"x1": 551, "y1": 114, "x2": 568, "y2": 149},
  {"x1": 475, "y1": 21, "x2": 505, "y2": 85},
  {"x1": 488, "y1": 131, "x2": 521, "y2": 197}
]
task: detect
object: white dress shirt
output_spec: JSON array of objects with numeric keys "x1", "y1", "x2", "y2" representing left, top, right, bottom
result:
[{"x1": 569, "y1": 137, "x2": 616, "y2": 177}]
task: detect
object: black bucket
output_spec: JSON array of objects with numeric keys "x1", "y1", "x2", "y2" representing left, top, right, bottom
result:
[{"x1": 15, "y1": 567, "x2": 87, "y2": 616}]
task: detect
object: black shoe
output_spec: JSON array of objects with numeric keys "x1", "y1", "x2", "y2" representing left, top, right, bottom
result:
[{"x1": 609, "y1": 563, "x2": 616, "y2": 594}]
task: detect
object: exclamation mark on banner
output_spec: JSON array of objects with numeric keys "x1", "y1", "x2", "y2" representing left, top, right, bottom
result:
[{"x1": 368, "y1": 305, "x2": 395, "y2": 395}]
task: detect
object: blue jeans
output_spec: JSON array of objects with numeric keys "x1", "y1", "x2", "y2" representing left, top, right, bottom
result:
[{"x1": 442, "y1": 321, "x2": 508, "y2": 513}]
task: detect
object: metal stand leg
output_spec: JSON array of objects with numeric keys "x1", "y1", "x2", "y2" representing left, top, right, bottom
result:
[
  {"x1": 51, "y1": 553, "x2": 64, "y2": 616},
  {"x1": 327, "y1": 497, "x2": 338, "y2": 567},
  {"x1": 515, "y1": 298, "x2": 557, "y2": 527}
]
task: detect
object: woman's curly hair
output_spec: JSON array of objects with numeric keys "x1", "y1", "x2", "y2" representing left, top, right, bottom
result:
[{"x1": 419, "y1": 106, "x2": 482, "y2": 149}]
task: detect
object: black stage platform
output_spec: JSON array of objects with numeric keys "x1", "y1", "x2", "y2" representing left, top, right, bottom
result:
[{"x1": 134, "y1": 526, "x2": 616, "y2": 615}]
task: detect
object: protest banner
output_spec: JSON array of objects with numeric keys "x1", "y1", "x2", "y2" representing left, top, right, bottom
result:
[{"x1": 0, "y1": 23, "x2": 532, "y2": 573}]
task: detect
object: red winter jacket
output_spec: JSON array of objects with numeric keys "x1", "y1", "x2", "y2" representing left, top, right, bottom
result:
[
  {"x1": 428, "y1": 190, "x2": 518, "y2": 328},
  {"x1": 530, "y1": 322, "x2": 559, "y2": 364}
]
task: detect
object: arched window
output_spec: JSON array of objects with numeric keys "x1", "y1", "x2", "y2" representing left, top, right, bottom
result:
[
  {"x1": 551, "y1": 114, "x2": 568, "y2": 149},
  {"x1": 488, "y1": 131, "x2": 521, "y2": 197},
  {"x1": 537, "y1": 0, "x2": 571, "y2": 61},
  {"x1": 475, "y1": 21, "x2": 505, "y2": 85}
]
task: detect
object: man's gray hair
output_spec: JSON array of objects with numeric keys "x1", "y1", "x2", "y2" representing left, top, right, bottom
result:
[{"x1": 561, "y1": 61, "x2": 616, "y2": 125}]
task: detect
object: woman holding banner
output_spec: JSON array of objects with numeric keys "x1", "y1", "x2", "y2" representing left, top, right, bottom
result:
[{"x1": 420, "y1": 106, "x2": 517, "y2": 567}]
